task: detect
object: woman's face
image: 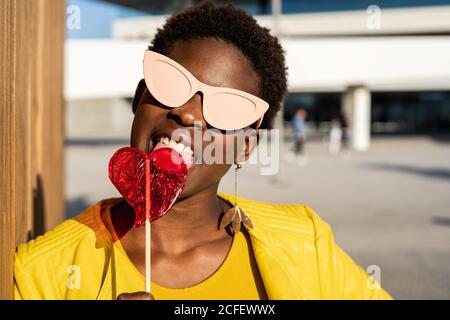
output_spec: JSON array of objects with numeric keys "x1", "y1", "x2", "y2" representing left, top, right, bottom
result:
[{"x1": 130, "y1": 37, "x2": 261, "y2": 198}]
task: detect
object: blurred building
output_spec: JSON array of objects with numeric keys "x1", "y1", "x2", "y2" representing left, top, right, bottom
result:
[{"x1": 65, "y1": 0, "x2": 450, "y2": 151}]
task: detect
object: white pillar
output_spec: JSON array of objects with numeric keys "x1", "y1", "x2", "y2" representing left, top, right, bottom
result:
[
  {"x1": 271, "y1": 0, "x2": 282, "y2": 35},
  {"x1": 342, "y1": 85, "x2": 371, "y2": 151}
]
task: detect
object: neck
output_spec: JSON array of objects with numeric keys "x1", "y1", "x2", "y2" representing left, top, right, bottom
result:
[
  {"x1": 152, "y1": 185, "x2": 229, "y2": 251},
  {"x1": 120, "y1": 184, "x2": 231, "y2": 254}
]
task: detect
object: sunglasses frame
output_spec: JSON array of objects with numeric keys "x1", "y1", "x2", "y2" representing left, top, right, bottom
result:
[{"x1": 143, "y1": 50, "x2": 268, "y2": 130}]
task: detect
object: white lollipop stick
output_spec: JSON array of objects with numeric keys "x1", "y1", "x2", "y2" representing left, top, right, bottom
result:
[{"x1": 145, "y1": 159, "x2": 151, "y2": 293}]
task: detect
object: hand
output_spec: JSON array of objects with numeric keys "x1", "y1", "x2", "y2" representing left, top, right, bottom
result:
[{"x1": 117, "y1": 291, "x2": 155, "y2": 300}]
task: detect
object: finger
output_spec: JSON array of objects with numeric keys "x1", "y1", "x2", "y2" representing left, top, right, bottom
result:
[{"x1": 117, "y1": 292, "x2": 155, "y2": 300}]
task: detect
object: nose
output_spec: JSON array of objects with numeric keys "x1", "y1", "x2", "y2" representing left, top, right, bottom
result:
[{"x1": 167, "y1": 92, "x2": 206, "y2": 128}]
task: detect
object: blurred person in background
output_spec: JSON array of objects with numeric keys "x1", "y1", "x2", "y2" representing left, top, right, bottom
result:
[
  {"x1": 339, "y1": 112, "x2": 350, "y2": 156},
  {"x1": 290, "y1": 107, "x2": 308, "y2": 165},
  {"x1": 329, "y1": 117, "x2": 342, "y2": 155},
  {"x1": 328, "y1": 113, "x2": 350, "y2": 156}
]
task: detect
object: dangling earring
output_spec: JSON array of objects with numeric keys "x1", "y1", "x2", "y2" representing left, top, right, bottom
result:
[{"x1": 219, "y1": 163, "x2": 254, "y2": 234}]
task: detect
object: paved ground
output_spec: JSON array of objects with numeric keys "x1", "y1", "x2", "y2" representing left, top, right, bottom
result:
[{"x1": 65, "y1": 135, "x2": 450, "y2": 299}]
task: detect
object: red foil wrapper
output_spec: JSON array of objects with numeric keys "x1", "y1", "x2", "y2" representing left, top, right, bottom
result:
[{"x1": 108, "y1": 146, "x2": 188, "y2": 227}]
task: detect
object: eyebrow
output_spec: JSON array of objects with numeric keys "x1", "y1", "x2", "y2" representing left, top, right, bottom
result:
[{"x1": 166, "y1": 52, "x2": 258, "y2": 95}]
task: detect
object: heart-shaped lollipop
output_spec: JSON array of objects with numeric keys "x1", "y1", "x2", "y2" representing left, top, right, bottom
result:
[{"x1": 108, "y1": 146, "x2": 188, "y2": 227}]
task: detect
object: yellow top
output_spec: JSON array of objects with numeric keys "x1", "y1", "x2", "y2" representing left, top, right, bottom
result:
[
  {"x1": 116, "y1": 230, "x2": 267, "y2": 300},
  {"x1": 14, "y1": 195, "x2": 392, "y2": 300}
]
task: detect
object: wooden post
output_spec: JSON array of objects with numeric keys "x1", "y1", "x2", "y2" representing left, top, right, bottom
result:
[{"x1": 0, "y1": 0, "x2": 65, "y2": 299}]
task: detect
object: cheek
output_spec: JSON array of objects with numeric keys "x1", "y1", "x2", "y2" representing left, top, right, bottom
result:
[
  {"x1": 131, "y1": 104, "x2": 166, "y2": 150},
  {"x1": 200, "y1": 133, "x2": 238, "y2": 164}
]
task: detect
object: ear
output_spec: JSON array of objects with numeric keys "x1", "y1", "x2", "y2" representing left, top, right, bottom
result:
[
  {"x1": 235, "y1": 129, "x2": 259, "y2": 164},
  {"x1": 255, "y1": 116, "x2": 264, "y2": 129},
  {"x1": 132, "y1": 79, "x2": 147, "y2": 114}
]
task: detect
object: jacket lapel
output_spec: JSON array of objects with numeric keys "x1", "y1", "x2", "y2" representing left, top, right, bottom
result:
[
  {"x1": 245, "y1": 224, "x2": 303, "y2": 299},
  {"x1": 218, "y1": 193, "x2": 321, "y2": 300}
]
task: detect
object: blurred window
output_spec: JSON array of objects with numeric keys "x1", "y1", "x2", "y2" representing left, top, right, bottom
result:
[
  {"x1": 372, "y1": 91, "x2": 450, "y2": 134},
  {"x1": 284, "y1": 91, "x2": 450, "y2": 135},
  {"x1": 282, "y1": 0, "x2": 450, "y2": 14}
]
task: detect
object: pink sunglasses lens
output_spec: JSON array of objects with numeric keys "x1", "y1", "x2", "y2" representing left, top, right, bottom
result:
[
  {"x1": 150, "y1": 60, "x2": 191, "y2": 106},
  {"x1": 205, "y1": 93, "x2": 256, "y2": 130}
]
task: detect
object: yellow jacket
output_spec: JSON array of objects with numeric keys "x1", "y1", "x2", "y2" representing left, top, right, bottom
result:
[{"x1": 14, "y1": 194, "x2": 392, "y2": 300}]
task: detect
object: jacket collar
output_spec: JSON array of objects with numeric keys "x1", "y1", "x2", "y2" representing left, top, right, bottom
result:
[{"x1": 218, "y1": 193, "x2": 320, "y2": 300}]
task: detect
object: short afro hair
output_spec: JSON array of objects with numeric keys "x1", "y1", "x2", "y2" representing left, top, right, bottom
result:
[{"x1": 147, "y1": 0, "x2": 288, "y2": 129}]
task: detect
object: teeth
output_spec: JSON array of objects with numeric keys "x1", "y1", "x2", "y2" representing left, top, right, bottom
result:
[
  {"x1": 174, "y1": 143, "x2": 185, "y2": 153},
  {"x1": 158, "y1": 136, "x2": 193, "y2": 156},
  {"x1": 184, "y1": 146, "x2": 194, "y2": 155}
]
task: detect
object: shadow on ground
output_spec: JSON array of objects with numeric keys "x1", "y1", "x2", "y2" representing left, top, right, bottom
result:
[
  {"x1": 432, "y1": 216, "x2": 450, "y2": 227},
  {"x1": 365, "y1": 163, "x2": 450, "y2": 182}
]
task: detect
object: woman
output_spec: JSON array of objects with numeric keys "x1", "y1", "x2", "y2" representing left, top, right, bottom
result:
[{"x1": 14, "y1": 1, "x2": 391, "y2": 300}]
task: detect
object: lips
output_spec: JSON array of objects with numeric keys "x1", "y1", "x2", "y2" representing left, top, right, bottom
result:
[
  {"x1": 153, "y1": 141, "x2": 194, "y2": 170},
  {"x1": 148, "y1": 132, "x2": 195, "y2": 170}
]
